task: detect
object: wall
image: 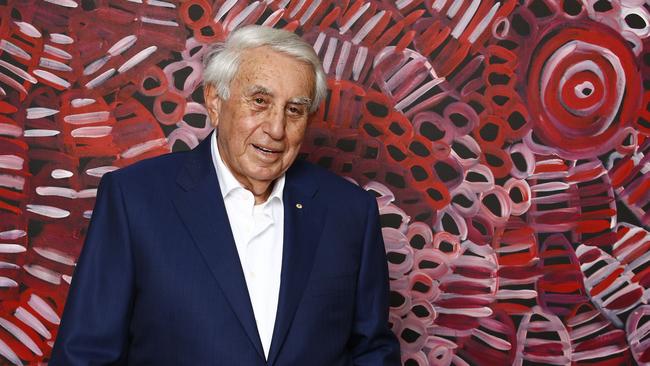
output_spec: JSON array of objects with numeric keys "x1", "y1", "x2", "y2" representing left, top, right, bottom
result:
[{"x1": 0, "y1": 0, "x2": 648, "y2": 364}]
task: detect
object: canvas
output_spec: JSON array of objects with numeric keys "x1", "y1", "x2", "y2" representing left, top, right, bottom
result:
[{"x1": 0, "y1": 0, "x2": 648, "y2": 364}]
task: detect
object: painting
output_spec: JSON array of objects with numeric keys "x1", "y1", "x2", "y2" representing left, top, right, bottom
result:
[{"x1": 0, "y1": 0, "x2": 648, "y2": 364}]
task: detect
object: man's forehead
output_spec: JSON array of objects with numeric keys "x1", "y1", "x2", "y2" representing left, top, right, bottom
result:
[
  {"x1": 238, "y1": 46, "x2": 285, "y2": 69},
  {"x1": 233, "y1": 48, "x2": 315, "y2": 99}
]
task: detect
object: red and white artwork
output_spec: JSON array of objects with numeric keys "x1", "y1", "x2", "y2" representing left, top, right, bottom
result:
[{"x1": 0, "y1": 0, "x2": 648, "y2": 364}]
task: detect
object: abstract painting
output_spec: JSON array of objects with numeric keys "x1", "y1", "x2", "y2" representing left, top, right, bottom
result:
[{"x1": 0, "y1": 0, "x2": 648, "y2": 364}]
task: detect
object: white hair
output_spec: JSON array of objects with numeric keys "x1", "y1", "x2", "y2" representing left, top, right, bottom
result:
[{"x1": 203, "y1": 25, "x2": 327, "y2": 113}]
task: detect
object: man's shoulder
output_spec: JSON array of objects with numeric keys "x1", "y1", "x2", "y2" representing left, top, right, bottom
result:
[
  {"x1": 290, "y1": 159, "x2": 374, "y2": 204},
  {"x1": 110, "y1": 150, "x2": 190, "y2": 185}
]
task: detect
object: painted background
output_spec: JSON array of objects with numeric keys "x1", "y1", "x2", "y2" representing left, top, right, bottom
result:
[{"x1": 0, "y1": 0, "x2": 648, "y2": 364}]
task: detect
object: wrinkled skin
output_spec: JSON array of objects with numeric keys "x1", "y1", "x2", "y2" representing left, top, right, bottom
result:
[{"x1": 205, "y1": 46, "x2": 315, "y2": 204}]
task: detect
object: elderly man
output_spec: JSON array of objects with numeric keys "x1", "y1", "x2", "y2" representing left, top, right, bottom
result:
[{"x1": 50, "y1": 25, "x2": 400, "y2": 365}]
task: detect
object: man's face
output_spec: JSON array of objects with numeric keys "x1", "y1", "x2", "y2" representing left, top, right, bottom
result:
[{"x1": 205, "y1": 46, "x2": 315, "y2": 194}]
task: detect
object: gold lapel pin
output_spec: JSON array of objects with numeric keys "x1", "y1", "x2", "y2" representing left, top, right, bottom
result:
[{"x1": 296, "y1": 203, "x2": 303, "y2": 209}]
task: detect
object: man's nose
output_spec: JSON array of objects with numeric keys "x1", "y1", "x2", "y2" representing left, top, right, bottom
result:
[{"x1": 264, "y1": 107, "x2": 285, "y2": 140}]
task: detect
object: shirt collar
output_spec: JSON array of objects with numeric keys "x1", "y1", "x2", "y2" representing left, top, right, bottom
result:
[{"x1": 210, "y1": 131, "x2": 285, "y2": 205}]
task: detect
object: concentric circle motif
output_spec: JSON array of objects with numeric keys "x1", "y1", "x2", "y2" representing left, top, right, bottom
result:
[{"x1": 526, "y1": 22, "x2": 642, "y2": 159}]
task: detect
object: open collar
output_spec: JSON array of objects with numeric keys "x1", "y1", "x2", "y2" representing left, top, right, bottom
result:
[{"x1": 173, "y1": 130, "x2": 326, "y2": 365}]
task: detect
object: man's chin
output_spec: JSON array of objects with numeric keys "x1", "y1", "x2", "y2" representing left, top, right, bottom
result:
[{"x1": 247, "y1": 169, "x2": 283, "y2": 183}]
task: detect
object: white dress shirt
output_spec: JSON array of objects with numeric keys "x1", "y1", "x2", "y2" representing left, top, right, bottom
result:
[{"x1": 210, "y1": 132, "x2": 284, "y2": 359}]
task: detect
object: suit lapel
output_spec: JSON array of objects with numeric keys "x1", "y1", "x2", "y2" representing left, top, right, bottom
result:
[
  {"x1": 171, "y1": 134, "x2": 265, "y2": 360},
  {"x1": 267, "y1": 162, "x2": 327, "y2": 365}
]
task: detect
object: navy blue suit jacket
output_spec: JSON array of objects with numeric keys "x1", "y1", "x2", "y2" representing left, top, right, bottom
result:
[{"x1": 50, "y1": 133, "x2": 400, "y2": 365}]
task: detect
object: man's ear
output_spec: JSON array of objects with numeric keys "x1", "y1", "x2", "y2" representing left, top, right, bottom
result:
[{"x1": 204, "y1": 84, "x2": 221, "y2": 128}]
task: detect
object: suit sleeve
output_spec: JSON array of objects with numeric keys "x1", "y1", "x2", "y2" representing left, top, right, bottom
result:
[
  {"x1": 49, "y1": 172, "x2": 135, "y2": 365},
  {"x1": 348, "y1": 195, "x2": 401, "y2": 365}
]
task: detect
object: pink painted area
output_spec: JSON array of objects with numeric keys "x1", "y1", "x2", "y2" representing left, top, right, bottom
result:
[{"x1": 0, "y1": 0, "x2": 648, "y2": 364}]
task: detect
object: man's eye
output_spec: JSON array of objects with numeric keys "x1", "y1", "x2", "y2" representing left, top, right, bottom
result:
[
  {"x1": 288, "y1": 106, "x2": 304, "y2": 115},
  {"x1": 254, "y1": 98, "x2": 265, "y2": 105}
]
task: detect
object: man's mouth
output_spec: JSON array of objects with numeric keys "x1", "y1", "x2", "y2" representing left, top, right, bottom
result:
[{"x1": 253, "y1": 144, "x2": 281, "y2": 154}]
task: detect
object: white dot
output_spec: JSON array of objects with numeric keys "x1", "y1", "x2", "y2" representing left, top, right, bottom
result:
[{"x1": 574, "y1": 81, "x2": 595, "y2": 99}]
